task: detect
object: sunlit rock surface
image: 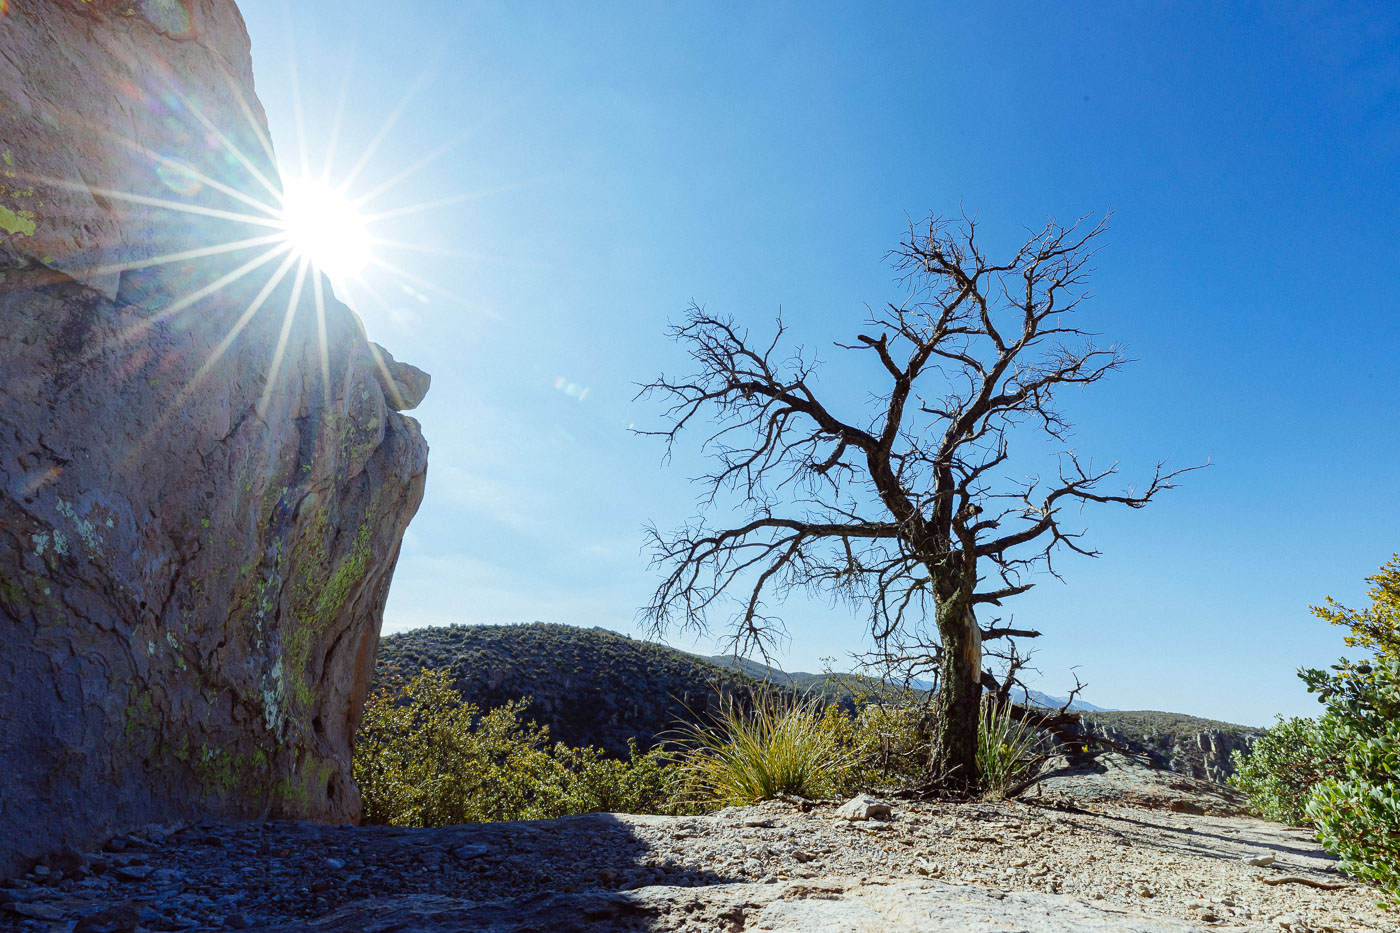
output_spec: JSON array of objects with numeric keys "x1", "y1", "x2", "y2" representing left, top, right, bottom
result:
[{"x1": 0, "y1": 0, "x2": 428, "y2": 875}]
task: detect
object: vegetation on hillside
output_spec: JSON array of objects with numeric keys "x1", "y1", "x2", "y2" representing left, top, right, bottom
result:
[
  {"x1": 374, "y1": 623, "x2": 774, "y2": 755},
  {"x1": 355, "y1": 666, "x2": 1053, "y2": 825},
  {"x1": 1077, "y1": 709, "x2": 1257, "y2": 741},
  {"x1": 355, "y1": 669, "x2": 689, "y2": 826},
  {"x1": 1229, "y1": 555, "x2": 1400, "y2": 906},
  {"x1": 376, "y1": 623, "x2": 1258, "y2": 780}
]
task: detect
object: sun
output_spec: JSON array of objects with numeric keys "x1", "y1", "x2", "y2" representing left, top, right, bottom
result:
[{"x1": 277, "y1": 174, "x2": 372, "y2": 286}]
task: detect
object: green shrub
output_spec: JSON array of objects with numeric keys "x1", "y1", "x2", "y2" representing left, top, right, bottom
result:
[
  {"x1": 1301, "y1": 657, "x2": 1400, "y2": 907},
  {"x1": 1228, "y1": 715, "x2": 1345, "y2": 825},
  {"x1": 976, "y1": 699, "x2": 1044, "y2": 800},
  {"x1": 547, "y1": 739, "x2": 690, "y2": 817},
  {"x1": 823, "y1": 700, "x2": 934, "y2": 794},
  {"x1": 354, "y1": 669, "x2": 686, "y2": 826},
  {"x1": 673, "y1": 692, "x2": 854, "y2": 806}
]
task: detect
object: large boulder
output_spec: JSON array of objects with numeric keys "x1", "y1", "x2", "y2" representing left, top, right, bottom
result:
[{"x1": 0, "y1": 0, "x2": 429, "y2": 875}]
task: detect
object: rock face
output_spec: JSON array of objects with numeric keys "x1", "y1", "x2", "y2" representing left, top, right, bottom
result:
[
  {"x1": 1074, "y1": 720, "x2": 1261, "y2": 783},
  {"x1": 0, "y1": 0, "x2": 428, "y2": 876}
]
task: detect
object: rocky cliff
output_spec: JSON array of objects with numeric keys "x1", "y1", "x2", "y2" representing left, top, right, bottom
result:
[
  {"x1": 0, "y1": 0, "x2": 429, "y2": 875},
  {"x1": 1071, "y1": 712, "x2": 1262, "y2": 783}
]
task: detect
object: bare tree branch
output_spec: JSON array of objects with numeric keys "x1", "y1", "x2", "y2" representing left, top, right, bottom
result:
[{"x1": 636, "y1": 211, "x2": 1202, "y2": 792}]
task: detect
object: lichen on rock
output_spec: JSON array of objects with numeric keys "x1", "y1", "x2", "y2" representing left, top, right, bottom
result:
[{"x1": 0, "y1": 0, "x2": 428, "y2": 876}]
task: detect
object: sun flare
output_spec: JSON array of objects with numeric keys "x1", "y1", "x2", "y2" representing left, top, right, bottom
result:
[{"x1": 277, "y1": 174, "x2": 371, "y2": 285}]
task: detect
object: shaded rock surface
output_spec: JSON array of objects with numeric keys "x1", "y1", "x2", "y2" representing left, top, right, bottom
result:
[
  {"x1": 0, "y1": 0, "x2": 428, "y2": 876},
  {"x1": 0, "y1": 759, "x2": 1391, "y2": 932}
]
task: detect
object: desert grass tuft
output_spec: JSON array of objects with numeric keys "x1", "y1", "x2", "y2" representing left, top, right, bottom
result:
[
  {"x1": 976, "y1": 697, "x2": 1044, "y2": 800},
  {"x1": 673, "y1": 692, "x2": 854, "y2": 807}
]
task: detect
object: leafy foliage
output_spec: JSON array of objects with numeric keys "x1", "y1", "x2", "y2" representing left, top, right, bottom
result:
[
  {"x1": 354, "y1": 669, "x2": 687, "y2": 827},
  {"x1": 1311, "y1": 554, "x2": 1400, "y2": 662},
  {"x1": 834, "y1": 701, "x2": 937, "y2": 793},
  {"x1": 1228, "y1": 716, "x2": 1346, "y2": 825},
  {"x1": 1231, "y1": 558, "x2": 1400, "y2": 905},
  {"x1": 1301, "y1": 658, "x2": 1400, "y2": 907}
]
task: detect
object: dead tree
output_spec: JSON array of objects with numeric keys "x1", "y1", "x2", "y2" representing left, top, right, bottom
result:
[{"x1": 637, "y1": 213, "x2": 1197, "y2": 795}]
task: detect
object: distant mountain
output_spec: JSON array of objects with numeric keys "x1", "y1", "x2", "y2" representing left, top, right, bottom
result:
[
  {"x1": 704, "y1": 654, "x2": 1112, "y2": 712},
  {"x1": 1018, "y1": 688, "x2": 1114, "y2": 713}
]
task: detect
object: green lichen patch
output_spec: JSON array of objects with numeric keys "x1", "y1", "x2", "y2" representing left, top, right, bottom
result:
[{"x1": 0, "y1": 203, "x2": 36, "y2": 237}]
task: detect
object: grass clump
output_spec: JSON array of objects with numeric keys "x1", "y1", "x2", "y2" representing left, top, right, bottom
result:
[
  {"x1": 672, "y1": 693, "x2": 854, "y2": 807},
  {"x1": 976, "y1": 698, "x2": 1044, "y2": 800}
]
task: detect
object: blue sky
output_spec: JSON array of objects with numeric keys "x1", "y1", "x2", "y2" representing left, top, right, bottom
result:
[{"x1": 235, "y1": 1, "x2": 1400, "y2": 726}]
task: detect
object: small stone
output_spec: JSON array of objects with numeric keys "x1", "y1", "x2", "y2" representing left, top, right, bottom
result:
[
  {"x1": 790, "y1": 850, "x2": 814, "y2": 863},
  {"x1": 324, "y1": 857, "x2": 345, "y2": 870},
  {"x1": 743, "y1": 817, "x2": 775, "y2": 828},
  {"x1": 1169, "y1": 799, "x2": 1207, "y2": 816},
  {"x1": 103, "y1": 838, "x2": 128, "y2": 854},
  {"x1": 7, "y1": 901, "x2": 64, "y2": 920},
  {"x1": 1246, "y1": 854, "x2": 1275, "y2": 867},
  {"x1": 451, "y1": 844, "x2": 488, "y2": 861},
  {"x1": 30, "y1": 865, "x2": 51, "y2": 879},
  {"x1": 114, "y1": 865, "x2": 153, "y2": 882},
  {"x1": 223, "y1": 913, "x2": 252, "y2": 930},
  {"x1": 835, "y1": 794, "x2": 892, "y2": 821},
  {"x1": 73, "y1": 903, "x2": 140, "y2": 933}
]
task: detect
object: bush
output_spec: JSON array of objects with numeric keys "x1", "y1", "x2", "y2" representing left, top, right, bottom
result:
[
  {"x1": 976, "y1": 699, "x2": 1044, "y2": 800},
  {"x1": 837, "y1": 701, "x2": 935, "y2": 793},
  {"x1": 354, "y1": 669, "x2": 686, "y2": 826},
  {"x1": 1228, "y1": 715, "x2": 1345, "y2": 825},
  {"x1": 547, "y1": 739, "x2": 687, "y2": 817},
  {"x1": 673, "y1": 692, "x2": 854, "y2": 806},
  {"x1": 1301, "y1": 657, "x2": 1400, "y2": 907}
]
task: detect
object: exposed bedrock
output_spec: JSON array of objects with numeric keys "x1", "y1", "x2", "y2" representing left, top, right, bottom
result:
[{"x1": 0, "y1": 1, "x2": 429, "y2": 875}]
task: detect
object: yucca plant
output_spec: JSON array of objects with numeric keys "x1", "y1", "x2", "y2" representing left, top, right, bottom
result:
[
  {"x1": 673, "y1": 692, "x2": 854, "y2": 807},
  {"x1": 976, "y1": 697, "x2": 1044, "y2": 800}
]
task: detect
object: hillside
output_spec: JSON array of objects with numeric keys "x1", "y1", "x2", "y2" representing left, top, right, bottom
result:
[
  {"x1": 706, "y1": 655, "x2": 1112, "y2": 713},
  {"x1": 374, "y1": 623, "x2": 773, "y2": 755},
  {"x1": 1072, "y1": 709, "x2": 1264, "y2": 783},
  {"x1": 376, "y1": 623, "x2": 1259, "y2": 779}
]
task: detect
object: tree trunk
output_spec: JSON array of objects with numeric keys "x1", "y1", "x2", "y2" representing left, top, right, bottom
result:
[{"x1": 930, "y1": 594, "x2": 982, "y2": 795}]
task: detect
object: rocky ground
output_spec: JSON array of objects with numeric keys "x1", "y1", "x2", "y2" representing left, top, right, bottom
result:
[{"x1": 2, "y1": 757, "x2": 1394, "y2": 933}]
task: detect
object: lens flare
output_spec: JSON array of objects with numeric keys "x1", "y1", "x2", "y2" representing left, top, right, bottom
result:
[{"x1": 278, "y1": 174, "x2": 371, "y2": 285}]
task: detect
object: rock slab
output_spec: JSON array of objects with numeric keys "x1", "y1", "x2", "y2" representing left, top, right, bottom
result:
[{"x1": 0, "y1": 0, "x2": 428, "y2": 875}]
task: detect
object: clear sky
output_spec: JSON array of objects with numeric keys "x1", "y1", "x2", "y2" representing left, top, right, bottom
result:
[{"x1": 234, "y1": 0, "x2": 1400, "y2": 727}]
